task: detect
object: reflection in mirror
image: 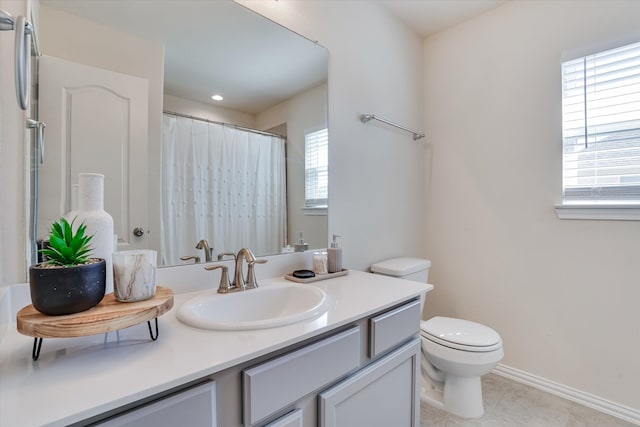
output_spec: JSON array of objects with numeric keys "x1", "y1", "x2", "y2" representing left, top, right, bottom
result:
[
  {"x1": 32, "y1": 0, "x2": 329, "y2": 267},
  {"x1": 161, "y1": 113, "x2": 287, "y2": 265},
  {"x1": 27, "y1": 8, "x2": 42, "y2": 267}
]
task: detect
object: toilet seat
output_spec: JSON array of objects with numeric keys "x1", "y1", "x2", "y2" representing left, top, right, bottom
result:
[{"x1": 421, "y1": 317, "x2": 502, "y2": 352}]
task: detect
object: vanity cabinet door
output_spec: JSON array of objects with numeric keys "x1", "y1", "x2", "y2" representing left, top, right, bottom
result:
[
  {"x1": 95, "y1": 381, "x2": 216, "y2": 427},
  {"x1": 369, "y1": 299, "x2": 421, "y2": 358},
  {"x1": 243, "y1": 326, "x2": 361, "y2": 426},
  {"x1": 263, "y1": 409, "x2": 303, "y2": 427},
  {"x1": 319, "y1": 338, "x2": 420, "y2": 427}
]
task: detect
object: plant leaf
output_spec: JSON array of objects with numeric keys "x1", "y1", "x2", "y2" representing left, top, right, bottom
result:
[
  {"x1": 50, "y1": 221, "x2": 64, "y2": 239},
  {"x1": 62, "y1": 218, "x2": 74, "y2": 245},
  {"x1": 40, "y1": 217, "x2": 96, "y2": 266},
  {"x1": 48, "y1": 235, "x2": 66, "y2": 250},
  {"x1": 60, "y1": 246, "x2": 73, "y2": 260}
]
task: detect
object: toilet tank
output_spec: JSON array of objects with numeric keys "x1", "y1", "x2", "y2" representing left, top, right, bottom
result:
[{"x1": 370, "y1": 257, "x2": 431, "y2": 283}]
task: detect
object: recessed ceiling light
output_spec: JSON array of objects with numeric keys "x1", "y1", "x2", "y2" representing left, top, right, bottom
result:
[{"x1": 211, "y1": 94, "x2": 223, "y2": 101}]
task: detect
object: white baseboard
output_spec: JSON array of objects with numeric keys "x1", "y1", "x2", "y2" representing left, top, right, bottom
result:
[{"x1": 493, "y1": 364, "x2": 640, "y2": 426}]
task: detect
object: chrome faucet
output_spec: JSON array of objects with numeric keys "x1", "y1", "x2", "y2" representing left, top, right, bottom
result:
[
  {"x1": 195, "y1": 239, "x2": 213, "y2": 262},
  {"x1": 234, "y1": 247, "x2": 256, "y2": 290},
  {"x1": 246, "y1": 258, "x2": 268, "y2": 289},
  {"x1": 204, "y1": 247, "x2": 267, "y2": 293}
]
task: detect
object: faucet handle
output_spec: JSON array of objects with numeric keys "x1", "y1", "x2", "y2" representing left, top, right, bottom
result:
[
  {"x1": 245, "y1": 259, "x2": 268, "y2": 289},
  {"x1": 204, "y1": 264, "x2": 232, "y2": 293},
  {"x1": 180, "y1": 255, "x2": 200, "y2": 264},
  {"x1": 217, "y1": 252, "x2": 236, "y2": 261}
]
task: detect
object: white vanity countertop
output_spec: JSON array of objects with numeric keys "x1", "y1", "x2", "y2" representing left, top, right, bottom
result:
[{"x1": 0, "y1": 269, "x2": 432, "y2": 427}]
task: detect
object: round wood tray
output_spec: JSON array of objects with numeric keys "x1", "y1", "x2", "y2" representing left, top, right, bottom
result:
[{"x1": 16, "y1": 286, "x2": 174, "y2": 338}]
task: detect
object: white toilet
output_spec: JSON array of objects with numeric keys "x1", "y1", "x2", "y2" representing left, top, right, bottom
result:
[{"x1": 371, "y1": 257, "x2": 503, "y2": 419}]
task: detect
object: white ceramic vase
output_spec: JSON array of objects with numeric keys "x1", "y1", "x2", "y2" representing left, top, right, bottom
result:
[
  {"x1": 64, "y1": 184, "x2": 80, "y2": 223},
  {"x1": 73, "y1": 173, "x2": 115, "y2": 295}
]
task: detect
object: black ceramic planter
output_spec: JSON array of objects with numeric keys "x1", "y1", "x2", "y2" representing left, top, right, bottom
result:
[{"x1": 29, "y1": 259, "x2": 106, "y2": 316}]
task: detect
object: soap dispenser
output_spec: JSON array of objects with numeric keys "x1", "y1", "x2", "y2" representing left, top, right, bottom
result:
[
  {"x1": 294, "y1": 232, "x2": 308, "y2": 252},
  {"x1": 327, "y1": 234, "x2": 342, "y2": 273}
]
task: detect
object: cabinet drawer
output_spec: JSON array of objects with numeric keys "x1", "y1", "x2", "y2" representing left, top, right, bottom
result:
[
  {"x1": 95, "y1": 381, "x2": 216, "y2": 427},
  {"x1": 369, "y1": 299, "x2": 421, "y2": 358},
  {"x1": 243, "y1": 326, "x2": 361, "y2": 426},
  {"x1": 263, "y1": 409, "x2": 302, "y2": 427}
]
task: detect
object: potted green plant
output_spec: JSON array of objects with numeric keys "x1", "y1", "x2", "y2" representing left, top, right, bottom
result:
[{"x1": 29, "y1": 217, "x2": 106, "y2": 315}]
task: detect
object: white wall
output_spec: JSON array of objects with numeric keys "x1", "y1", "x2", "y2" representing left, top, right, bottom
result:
[
  {"x1": 423, "y1": 0, "x2": 640, "y2": 411},
  {"x1": 239, "y1": 0, "x2": 426, "y2": 271},
  {"x1": 163, "y1": 94, "x2": 255, "y2": 129},
  {"x1": 256, "y1": 83, "x2": 328, "y2": 250}
]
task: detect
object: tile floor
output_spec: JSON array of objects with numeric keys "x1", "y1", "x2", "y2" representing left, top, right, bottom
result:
[{"x1": 420, "y1": 374, "x2": 636, "y2": 427}]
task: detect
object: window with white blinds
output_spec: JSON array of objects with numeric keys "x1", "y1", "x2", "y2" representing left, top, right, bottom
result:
[
  {"x1": 561, "y1": 41, "x2": 640, "y2": 205},
  {"x1": 305, "y1": 128, "x2": 328, "y2": 208}
]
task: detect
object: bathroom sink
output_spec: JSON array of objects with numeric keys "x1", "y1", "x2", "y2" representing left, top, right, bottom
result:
[{"x1": 177, "y1": 283, "x2": 329, "y2": 330}]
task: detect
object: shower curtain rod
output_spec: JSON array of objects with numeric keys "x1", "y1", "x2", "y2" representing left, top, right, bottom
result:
[
  {"x1": 163, "y1": 110, "x2": 286, "y2": 139},
  {"x1": 360, "y1": 114, "x2": 425, "y2": 141}
]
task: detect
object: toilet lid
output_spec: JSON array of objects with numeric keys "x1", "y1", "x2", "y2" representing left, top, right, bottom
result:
[
  {"x1": 370, "y1": 257, "x2": 431, "y2": 277},
  {"x1": 421, "y1": 317, "x2": 501, "y2": 350}
]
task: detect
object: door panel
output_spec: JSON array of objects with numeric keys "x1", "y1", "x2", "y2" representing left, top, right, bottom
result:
[{"x1": 38, "y1": 55, "x2": 149, "y2": 250}]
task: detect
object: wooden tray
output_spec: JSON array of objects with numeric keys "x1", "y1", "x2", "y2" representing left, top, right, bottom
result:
[
  {"x1": 16, "y1": 286, "x2": 174, "y2": 339},
  {"x1": 284, "y1": 269, "x2": 349, "y2": 284}
]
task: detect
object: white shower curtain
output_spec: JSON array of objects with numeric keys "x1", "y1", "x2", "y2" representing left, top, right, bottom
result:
[{"x1": 161, "y1": 114, "x2": 286, "y2": 265}]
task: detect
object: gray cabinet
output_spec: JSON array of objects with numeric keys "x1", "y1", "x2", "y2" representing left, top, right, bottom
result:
[
  {"x1": 241, "y1": 298, "x2": 422, "y2": 427},
  {"x1": 243, "y1": 327, "x2": 361, "y2": 426},
  {"x1": 319, "y1": 339, "x2": 421, "y2": 427},
  {"x1": 369, "y1": 299, "x2": 421, "y2": 358},
  {"x1": 95, "y1": 381, "x2": 216, "y2": 427},
  {"x1": 264, "y1": 409, "x2": 303, "y2": 427},
  {"x1": 87, "y1": 297, "x2": 422, "y2": 427}
]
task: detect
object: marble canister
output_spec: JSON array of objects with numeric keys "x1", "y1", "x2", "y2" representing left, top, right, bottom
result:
[{"x1": 112, "y1": 250, "x2": 157, "y2": 302}]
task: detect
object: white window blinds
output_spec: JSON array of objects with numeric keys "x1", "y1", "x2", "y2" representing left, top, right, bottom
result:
[
  {"x1": 305, "y1": 128, "x2": 328, "y2": 208},
  {"x1": 561, "y1": 41, "x2": 640, "y2": 204}
]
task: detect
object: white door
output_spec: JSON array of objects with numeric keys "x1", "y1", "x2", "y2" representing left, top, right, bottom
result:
[{"x1": 38, "y1": 55, "x2": 149, "y2": 251}]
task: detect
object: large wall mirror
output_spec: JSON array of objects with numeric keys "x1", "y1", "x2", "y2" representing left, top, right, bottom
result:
[{"x1": 31, "y1": 0, "x2": 329, "y2": 267}]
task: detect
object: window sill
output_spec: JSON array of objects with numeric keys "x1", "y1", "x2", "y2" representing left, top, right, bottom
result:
[
  {"x1": 554, "y1": 204, "x2": 640, "y2": 221},
  {"x1": 302, "y1": 207, "x2": 327, "y2": 216}
]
